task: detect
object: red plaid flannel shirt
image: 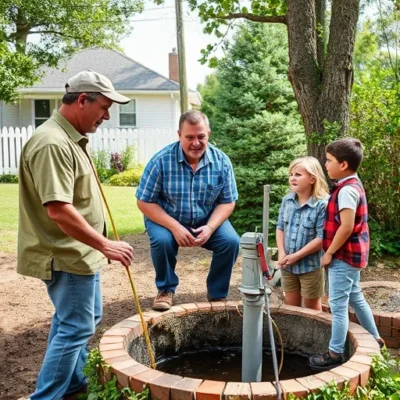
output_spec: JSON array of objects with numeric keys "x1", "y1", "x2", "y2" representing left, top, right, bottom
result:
[{"x1": 323, "y1": 178, "x2": 369, "y2": 268}]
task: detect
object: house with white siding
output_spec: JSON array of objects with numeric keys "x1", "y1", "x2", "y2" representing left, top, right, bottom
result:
[{"x1": 0, "y1": 48, "x2": 201, "y2": 131}]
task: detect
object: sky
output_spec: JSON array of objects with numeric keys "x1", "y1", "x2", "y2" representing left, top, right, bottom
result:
[{"x1": 120, "y1": 0, "x2": 225, "y2": 90}]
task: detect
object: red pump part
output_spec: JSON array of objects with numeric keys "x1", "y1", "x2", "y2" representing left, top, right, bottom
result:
[{"x1": 256, "y1": 241, "x2": 271, "y2": 280}]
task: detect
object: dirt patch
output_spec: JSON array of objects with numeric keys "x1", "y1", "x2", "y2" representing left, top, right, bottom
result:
[
  {"x1": 1, "y1": 234, "x2": 399, "y2": 400},
  {"x1": 362, "y1": 286, "x2": 400, "y2": 313},
  {"x1": 361, "y1": 263, "x2": 400, "y2": 282}
]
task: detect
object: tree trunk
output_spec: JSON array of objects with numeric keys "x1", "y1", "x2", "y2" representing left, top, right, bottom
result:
[
  {"x1": 15, "y1": 7, "x2": 30, "y2": 53},
  {"x1": 315, "y1": 0, "x2": 327, "y2": 69},
  {"x1": 287, "y1": 0, "x2": 360, "y2": 165}
]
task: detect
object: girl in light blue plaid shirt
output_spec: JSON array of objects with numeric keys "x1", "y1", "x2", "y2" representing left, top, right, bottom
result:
[{"x1": 276, "y1": 156, "x2": 329, "y2": 310}]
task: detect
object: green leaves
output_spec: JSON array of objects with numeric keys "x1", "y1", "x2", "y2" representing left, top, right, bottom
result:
[
  {"x1": 199, "y1": 22, "x2": 304, "y2": 235},
  {"x1": 350, "y1": 43, "x2": 400, "y2": 256},
  {"x1": 79, "y1": 348, "x2": 150, "y2": 400},
  {"x1": 189, "y1": 0, "x2": 287, "y2": 65},
  {"x1": 0, "y1": 43, "x2": 42, "y2": 103},
  {"x1": 287, "y1": 381, "x2": 352, "y2": 399}
]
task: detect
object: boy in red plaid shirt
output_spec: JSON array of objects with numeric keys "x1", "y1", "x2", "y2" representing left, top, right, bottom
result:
[{"x1": 310, "y1": 138, "x2": 384, "y2": 370}]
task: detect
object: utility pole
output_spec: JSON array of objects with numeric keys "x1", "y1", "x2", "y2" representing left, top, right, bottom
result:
[{"x1": 175, "y1": 0, "x2": 189, "y2": 113}]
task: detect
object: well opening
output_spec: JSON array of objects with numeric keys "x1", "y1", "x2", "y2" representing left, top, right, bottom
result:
[
  {"x1": 129, "y1": 309, "x2": 336, "y2": 380},
  {"x1": 100, "y1": 302, "x2": 380, "y2": 399}
]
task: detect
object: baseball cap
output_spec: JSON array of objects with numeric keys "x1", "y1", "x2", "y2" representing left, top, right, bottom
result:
[{"x1": 66, "y1": 70, "x2": 131, "y2": 104}]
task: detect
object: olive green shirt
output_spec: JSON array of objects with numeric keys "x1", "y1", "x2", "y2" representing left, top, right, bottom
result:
[{"x1": 17, "y1": 111, "x2": 107, "y2": 279}]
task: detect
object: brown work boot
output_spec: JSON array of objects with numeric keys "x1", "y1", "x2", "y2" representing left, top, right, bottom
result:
[{"x1": 152, "y1": 292, "x2": 173, "y2": 311}]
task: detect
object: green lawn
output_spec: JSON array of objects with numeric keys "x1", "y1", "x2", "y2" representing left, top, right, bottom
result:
[
  {"x1": 0, "y1": 184, "x2": 144, "y2": 253},
  {"x1": 102, "y1": 186, "x2": 145, "y2": 238}
]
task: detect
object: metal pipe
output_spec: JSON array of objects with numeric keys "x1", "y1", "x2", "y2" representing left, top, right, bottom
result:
[
  {"x1": 265, "y1": 287, "x2": 282, "y2": 399},
  {"x1": 242, "y1": 294, "x2": 264, "y2": 382},
  {"x1": 239, "y1": 232, "x2": 265, "y2": 382},
  {"x1": 262, "y1": 184, "x2": 282, "y2": 399},
  {"x1": 263, "y1": 185, "x2": 270, "y2": 255}
]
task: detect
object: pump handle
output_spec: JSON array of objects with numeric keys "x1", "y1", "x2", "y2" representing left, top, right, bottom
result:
[{"x1": 256, "y1": 242, "x2": 271, "y2": 280}]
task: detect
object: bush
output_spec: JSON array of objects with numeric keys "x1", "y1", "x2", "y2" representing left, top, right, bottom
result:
[
  {"x1": 0, "y1": 174, "x2": 18, "y2": 183},
  {"x1": 369, "y1": 219, "x2": 400, "y2": 259},
  {"x1": 109, "y1": 166, "x2": 144, "y2": 186},
  {"x1": 110, "y1": 152, "x2": 124, "y2": 173},
  {"x1": 214, "y1": 113, "x2": 305, "y2": 237},
  {"x1": 82, "y1": 348, "x2": 150, "y2": 400},
  {"x1": 91, "y1": 150, "x2": 111, "y2": 183},
  {"x1": 350, "y1": 71, "x2": 400, "y2": 256},
  {"x1": 121, "y1": 145, "x2": 137, "y2": 171}
]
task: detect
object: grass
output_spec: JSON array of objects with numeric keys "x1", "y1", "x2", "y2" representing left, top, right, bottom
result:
[
  {"x1": 0, "y1": 184, "x2": 19, "y2": 253},
  {"x1": 102, "y1": 186, "x2": 145, "y2": 238},
  {"x1": 0, "y1": 184, "x2": 144, "y2": 253}
]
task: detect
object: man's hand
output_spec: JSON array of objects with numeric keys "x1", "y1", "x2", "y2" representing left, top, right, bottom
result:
[
  {"x1": 191, "y1": 225, "x2": 214, "y2": 246},
  {"x1": 171, "y1": 225, "x2": 197, "y2": 247},
  {"x1": 279, "y1": 253, "x2": 299, "y2": 268},
  {"x1": 321, "y1": 253, "x2": 333, "y2": 269},
  {"x1": 101, "y1": 239, "x2": 134, "y2": 267}
]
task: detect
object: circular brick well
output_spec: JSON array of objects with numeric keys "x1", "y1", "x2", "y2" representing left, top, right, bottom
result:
[{"x1": 99, "y1": 302, "x2": 380, "y2": 400}]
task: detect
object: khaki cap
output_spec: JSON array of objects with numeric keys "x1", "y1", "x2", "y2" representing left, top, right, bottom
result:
[{"x1": 66, "y1": 70, "x2": 130, "y2": 104}]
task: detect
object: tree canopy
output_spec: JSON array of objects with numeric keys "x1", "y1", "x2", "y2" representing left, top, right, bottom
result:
[
  {"x1": 0, "y1": 0, "x2": 143, "y2": 103},
  {"x1": 199, "y1": 22, "x2": 305, "y2": 234}
]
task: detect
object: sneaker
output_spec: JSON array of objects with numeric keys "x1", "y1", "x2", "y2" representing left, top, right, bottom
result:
[
  {"x1": 376, "y1": 338, "x2": 386, "y2": 349},
  {"x1": 309, "y1": 351, "x2": 344, "y2": 371},
  {"x1": 63, "y1": 384, "x2": 88, "y2": 399},
  {"x1": 152, "y1": 292, "x2": 173, "y2": 311}
]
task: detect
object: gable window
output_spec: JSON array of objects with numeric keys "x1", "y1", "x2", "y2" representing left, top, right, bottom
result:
[
  {"x1": 119, "y1": 100, "x2": 136, "y2": 127},
  {"x1": 35, "y1": 100, "x2": 51, "y2": 128}
]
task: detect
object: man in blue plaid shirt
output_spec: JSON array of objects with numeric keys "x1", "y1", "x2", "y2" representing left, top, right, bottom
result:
[{"x1": 136, "y1": 110, "x2": 240, "y2": 311}]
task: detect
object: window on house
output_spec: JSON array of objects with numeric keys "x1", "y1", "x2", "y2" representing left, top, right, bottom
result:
[
  {"x1": 35, "y1": 100, "x2": 51, "y2": 128},
  {"x1": 119, "y1": 100, "x2": 136, "y2": 127}
]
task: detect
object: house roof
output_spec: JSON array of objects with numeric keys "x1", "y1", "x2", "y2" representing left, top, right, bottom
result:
[{"x1": 29, "y1": 48, "x2": 182, "y2": 91}]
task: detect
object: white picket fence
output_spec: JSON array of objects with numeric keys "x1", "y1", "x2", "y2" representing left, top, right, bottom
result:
[{"x1": 0, "y1": 126, "x2": 178, "y2": 175}]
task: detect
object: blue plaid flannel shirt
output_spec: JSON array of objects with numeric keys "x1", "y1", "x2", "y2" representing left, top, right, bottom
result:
[
  {"x1": 136, "y1": 142, "x2": 238, "y2": 226},
  {"x1": 276, "y1": 192, "x2": 327, "y2": 274}
]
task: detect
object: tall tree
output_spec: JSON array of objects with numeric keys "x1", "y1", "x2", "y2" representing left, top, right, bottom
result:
[
  {"x1": 199, "y1": 23, "x2": 305, "y2": 234},
  {"x1": 188, "y1": 0, "x2": 361, "y2": 162},
  {"x1": 0, "y1": 0, "x2": 143, "y2": 103}
]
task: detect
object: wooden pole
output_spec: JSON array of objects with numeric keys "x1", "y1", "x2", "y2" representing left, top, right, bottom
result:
[
  {"x1": 263, "y1": 185, "x2": 270, "y2": 254},
  {"x1": 175, "y1": 0, "x2": 189, "y2": 113}
]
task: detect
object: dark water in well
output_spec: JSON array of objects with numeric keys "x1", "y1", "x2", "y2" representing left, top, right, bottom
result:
[{"x1": 157, "y1": 347, "x2": 315, "y2": 381}]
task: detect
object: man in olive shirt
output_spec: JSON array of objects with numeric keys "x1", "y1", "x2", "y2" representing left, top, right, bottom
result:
[{"x1": 18, "y1": 70, "x2": 133, "y2": 400}]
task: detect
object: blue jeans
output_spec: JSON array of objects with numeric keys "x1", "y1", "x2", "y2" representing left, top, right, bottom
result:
[
  {"x1": 145, "y1": 219, "x2": 240, "y2": 298},
  {"x1": 31, "y1": 271, "x2": 102, "y2": 400},
  {"x1": 328, "y1": 259, "x2": 379, "y2": 354}
]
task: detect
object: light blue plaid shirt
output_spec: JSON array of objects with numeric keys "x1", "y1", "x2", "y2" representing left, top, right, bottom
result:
[
  {"x1": 136, "y1": 142, "x2": 238, "y2": 226},
  {"x1": 276, "y1": 192, "x2": 327, "y2": 274}
]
